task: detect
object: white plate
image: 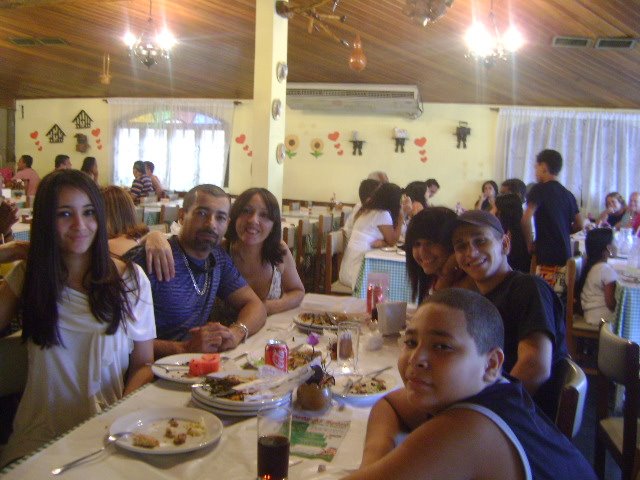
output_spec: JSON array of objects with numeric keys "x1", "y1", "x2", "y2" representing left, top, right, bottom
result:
[
  {"x1": 109, "y1": 407, "x2": 223, "y2": 454},
  {"x1": 332, "y1": 373, "x2": 397, "y2": 404},
  {"x1": 152, "y1": 353, "x2": 223, "y2": 384},
  {"x1": 396, "y1": 248, "x2": 406, "y2": 256},
  {"x1": 190, "y1": 396, "x2": 280, "y2": 417},
  {"x1": 380, "y1": 247, "x2": 396, "y2": 252},
  {"x1": 192, "y1": 371, "x2": 291, "y2": 410},
  {"x1": 293, "y1": 312, "x2": 364, "y2": 332}
]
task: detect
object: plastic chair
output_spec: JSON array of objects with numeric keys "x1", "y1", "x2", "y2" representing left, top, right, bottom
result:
[
  {"x1": 594, "y1": 323, "x2": 640, "y2": 480},
  {"x1": 324, "y1": 230, "x2": 352, "y2": 295},
  {"x1": 554, "y1": 357, "x2": 588, "y2": 439},
  {"x1": 565, "y1": 255, "x2": 600, "y2": 374}
]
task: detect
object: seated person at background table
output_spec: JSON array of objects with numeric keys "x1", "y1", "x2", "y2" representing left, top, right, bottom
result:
[
  {"x1": 54, "y1": 153, "x2": 72, "y2": 170},
  {"x1": 344, "y1": 289, "x2": 596, "y2": 480},
  {"x1": 474, "y1": 180, "x2": 498, "y2": 212},
  {"x1": 424, "y1": 178, "x2": 440, "y2": 206},
  {"x1": 103, "y1": 185, "x2": 150, "y2": 257},
  {"x1": 129, "y1": 160, "x2": 154, "y2": 203},
  {"x1": 125, "y1": 184, "x2": 266, "y2": 358},
  {"x1": 400, "y1": 181, "x2": 427, "y2": 220},
  {"x1": 339, "y1": 183, "x2": 403, "y2": 289},
  {"x1": 577, "y1": 228, "x2": 617, "y2": 326},
  {"x1": 0, "y1": 198, "x2": 19, "y2": 243},
  {"x1": 80, "y1": 156, "x2": 98, "y2": 182},
  {"x1": 618, "y1": 191, "x2": 639, "y2": 232},
  {"x1": 449, "y1": 210, "x2": 568, "y2": 418},
  {"x1": 0, "y1": 170, "x2": 155, "y2": 468},
  {"x1": 12, "y1": 154, "x2": 40, "y2": 196},
  {"x1": 212, "y1": 188, "x2": 304, "y2": 320},
  {"x1": 597, "y1": 191, "x2": 626, "y2": 228},
  {"x1": 495, "y1": 193, "x2": 531, "y2": 273},
  {"x1": 500, "y1": 178, "x2": 527, "y2": 203},
  {"x1": 405, "y1": 207, "x2": 476, "y2": 303},
  {"x1": 343, "y1": 178, "x2": 380, "y2": 242},
  {"x1": 145, "y1": 161, "x2": 164, "y2": 199},
  {"x1": 367, "y1": 170, "x2": 389, "y2": 183}
]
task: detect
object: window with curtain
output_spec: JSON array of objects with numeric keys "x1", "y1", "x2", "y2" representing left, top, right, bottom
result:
[{"x1": 110, "y1": 99, "x2": 234, "y2": 192}]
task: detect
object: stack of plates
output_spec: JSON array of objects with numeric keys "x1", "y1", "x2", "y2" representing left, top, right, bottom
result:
[{"x1": 191, "y1": 385, "x2": 291, "y2": 417}]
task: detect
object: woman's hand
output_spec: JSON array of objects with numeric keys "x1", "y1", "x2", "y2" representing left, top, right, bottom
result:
[
  {"x1": 0, "y1": 240, "x2": 29, "y2": 263},
  {"x1": 144, "y1": 231, "x2": 175, "y2": 281}
]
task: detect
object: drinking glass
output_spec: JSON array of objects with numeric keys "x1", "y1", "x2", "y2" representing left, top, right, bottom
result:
[
  {"x1": 336, "y1": 321, "x2": 360, "y2": 374},
  {"x1": 257, "y1": 407, "x2": 292, "y2": 480}
]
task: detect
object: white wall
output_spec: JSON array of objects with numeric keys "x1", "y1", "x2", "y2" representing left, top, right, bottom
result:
[{"x1": 15, "y1": 98, "x2": 497, "y2": 209}]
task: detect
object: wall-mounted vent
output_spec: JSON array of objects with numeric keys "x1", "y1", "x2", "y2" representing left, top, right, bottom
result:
[
  {"x1": 595, "y1": 37, "x2": 636, "y2": 49},
  {"x1": 8, "y1": 36, "x2": 69, "y2": 46},
  {"x1": 552, "y1": 36, "x2": 592, "y2": 48},
  {"x1": 8, "y1": 37, "x2": 38, "y2": 46},
  {"x1": 37, "y1": 37, "x2": 68, "y2": 46}
]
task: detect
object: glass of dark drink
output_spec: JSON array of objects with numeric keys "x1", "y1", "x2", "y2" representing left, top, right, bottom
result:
[{"x1": 257, "y1": 407, "x2": 292, "y2": 480}]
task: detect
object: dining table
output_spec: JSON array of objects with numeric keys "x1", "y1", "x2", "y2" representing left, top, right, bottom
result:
[
  {"x1": 0, "y1": 294, "x2": 404, "y2": 480},
  {"x1": 353, "y1": 249, "x2": 413, "y2": 304}
]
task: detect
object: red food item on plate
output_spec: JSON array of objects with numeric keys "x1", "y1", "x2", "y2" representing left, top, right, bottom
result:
[{"x1": 189, "y1": 354, "x2": 220, "y2": 376}]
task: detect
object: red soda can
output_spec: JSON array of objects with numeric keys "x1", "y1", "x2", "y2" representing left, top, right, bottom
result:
[{"x1": 265, "y1": 339, "x2": 289, "y2": 372}]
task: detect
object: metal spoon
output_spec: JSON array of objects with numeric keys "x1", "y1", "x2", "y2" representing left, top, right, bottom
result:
[{"x1": 51, "y1": 432, "x2": 132, "y2": 475}]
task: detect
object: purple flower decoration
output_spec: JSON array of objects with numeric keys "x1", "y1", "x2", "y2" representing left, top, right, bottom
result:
[{"x1": 307, "y1": 332, "x2": 320, "y2": 353}]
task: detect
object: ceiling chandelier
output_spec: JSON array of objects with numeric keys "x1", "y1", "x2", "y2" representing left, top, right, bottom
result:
[
  {"x1": 403, "y1": 0, "x2": 454, "y2": 27},
  {"x1": 464, "y1": 0, "x2": 523, "y2": 67},
  {"x1": 123, "y1": 0, "x2": 177, "y2": 68}
]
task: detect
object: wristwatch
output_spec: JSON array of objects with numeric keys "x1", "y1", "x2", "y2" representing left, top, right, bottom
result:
[{"x1": 231, "y1": 322, "x2": 249, "y2": 343}]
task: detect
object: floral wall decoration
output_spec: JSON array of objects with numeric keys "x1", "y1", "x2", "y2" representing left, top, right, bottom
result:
[
  {"x1": 91, "y1": 128, "x2": 103, "y2": 150},
  {"x1": 310, "y1": 138, "x2": 324, "y2": 158},
  {"x1": 46, "y1": 124, "x2": 66, "y2": 144},
  {"x1": 414, "y1": 136, "x2": 428, "y2": 163},
  {"x1": 327, "y1": 131, "x2": 343, "y2": 156},
  {"x1": 235, "y1": 133, "x2": 253, "y2": 157},
  {"x1": 284, "y1": 134, "x2": 299, "y2": 158},
  {"x1": 29, "y1": 130, "x2": 42, "y2": 151}
]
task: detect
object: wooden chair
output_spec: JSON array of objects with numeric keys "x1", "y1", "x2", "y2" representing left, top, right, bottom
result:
[
  {"x1": 594, "y1": 323, "x2": 640, "y2": 480},
  {"x1": 313, "y1": 214, "x2": 334, "y2": 292},
  {"x1": 295, "y1": 218, "x2": 313, "y2": 289},
  {"x1": 554, "y1": 357, "x2": 588, "y2": 439},
  {"x1": 324, "y1": 230, "x2": 352, "y2": 295},
  {"x1": 565, "y1": 255, "x2": 600, "y2": 374},
  {"x1": 148, "y1": 223, "x2": 168, "y2": 233},
  {"x1": 159, "y1": 204, "x2": 179, "y2": 226},
  {"x1": 282, "y1": 225, "x2": 296, "y2": 254}
]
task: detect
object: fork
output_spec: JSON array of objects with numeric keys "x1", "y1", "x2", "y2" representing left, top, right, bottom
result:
[{"x1": 51, "y1": 432, "x2": 131, "y2": 475}]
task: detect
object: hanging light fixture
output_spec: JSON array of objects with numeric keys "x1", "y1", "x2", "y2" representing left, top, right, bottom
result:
[
  {"x1": 464, "y1": 0, "x2": 523, "y2": 67},
  {"x1": 349, "y1": 33, "x2": 367, "y2": 72},
  {"x1": 123, "y1": 0, "x2": 177, "y2": 68},
  {"x1": 403, "y1": 0, "x2": 454, "y2": 27}
]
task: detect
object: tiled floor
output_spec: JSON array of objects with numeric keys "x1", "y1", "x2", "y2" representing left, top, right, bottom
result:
[{"x1": 574, "y1": 375, "x2": 621, "y2": 480}]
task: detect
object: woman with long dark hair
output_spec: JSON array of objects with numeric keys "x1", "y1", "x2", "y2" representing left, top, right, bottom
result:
[
  {"x1": 495, "y1": 193, "x2": 531, "y2": 273},
  {"x1": 215, "y1": 188, "x2": 303, "y2": 319},
  {"x1": 80, "y1": 156, "x2": 98, "y2": 182},
  {"x1": 0, "y1": 169, "x2": 155, "y2": 466},
  {"x1": 339, "y1": 183, "x2": 403, "y2": 288},
  {"x1": 474, "y1": 180, "x2": 499, "y2": 212},
  {"x1": 405, "y1": 207, "x2": 476, "y2": 303}
]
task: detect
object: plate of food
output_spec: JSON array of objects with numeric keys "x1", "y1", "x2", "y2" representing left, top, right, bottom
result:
[
  {"x1": 293, "y1": 312, "x2": 363, "y2": 331},
  {"x1": 332, "y1": 373, "x2": 397, "y2": 404},
  {"x1": 191, "y1": 371, "x2": 291, "y2": 410},
  {"x1": 241, "y1": 345, "x2": 323, "y2": 372},
  {"x1": 151, "y1": 353, "x2": 223, "y2": 384},
  {"x1": 109, "y1": 407, "x2": 223, "y2": 454}
]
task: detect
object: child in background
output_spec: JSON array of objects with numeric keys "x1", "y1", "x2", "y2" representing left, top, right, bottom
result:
[{"x1": 578, "y1": 228, "x2": 617, "y2": 325}]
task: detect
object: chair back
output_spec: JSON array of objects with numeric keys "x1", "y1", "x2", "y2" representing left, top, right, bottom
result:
[
  {"x1": 324, "y1": 230, "x2": 345, "y2": 293},
  {"x1": 0, "y1": 330, "x2": 28, "y2": 397},
  {"x1": 554, "y1": 357, "x2": 588, "y2": 438},
  {"x1": 595, "y1": 323, "x2": 640, "y2": 480},
  {"x1": 565, "y1": 255, "x2": 584, "y2": 322},
  {"x1": 295, "y1": 218, "x2": 312, "y2": 273},
  {"x1": 159, "y1": 204, "x2": 179, "y2": 225},
  {"x1": 282, "y1": 226, "x2": 296, "y2": 250},
  {"x1": 148, "y1": 223, "x2": 168, "y2": 233},
  {"x1": 134, "y1": 206, "x2": 144, "y2": 224}
]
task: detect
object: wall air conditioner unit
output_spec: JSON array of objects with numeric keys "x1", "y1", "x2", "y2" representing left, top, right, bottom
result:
[{"x1": 286, "y1": 83, "x2": 423, "y2": 118}]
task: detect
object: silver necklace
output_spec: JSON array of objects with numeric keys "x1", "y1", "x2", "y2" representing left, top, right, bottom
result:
[{"x1": 180, "y1": 250, "x2": 210, "y2": 296}]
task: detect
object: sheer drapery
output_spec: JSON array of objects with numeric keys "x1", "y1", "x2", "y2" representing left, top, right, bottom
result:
[
  {"x1": 109, "y1": 98, "x2": 234, "y2": 191},
  {"x1": 495, "y1": 107, "x2": 640, "y2": 214}
]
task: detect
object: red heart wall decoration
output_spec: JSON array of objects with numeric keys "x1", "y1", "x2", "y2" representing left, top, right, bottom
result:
[
  {"x1": 419, "y1": 149, "x2": 426, "y2": 155},
  {"x1": 235, "y1": 134, "x2": 246, "y2": 144},
  {"x1": 35, "y1": 141, "x2": 40, "y2": 146},
  {"x1": 37, "y1": 146, "x2": 42, "y2": 151},
  {"x1": 30, "y1": 131, "x2": 38, "y2": 139},
  {"x1": 243, "y1": 145, "x2": 249, "y2": 151},
  {"x1": 337, "y1": 150, "x2": 344, "y2": 156},
  {"x1": 334, "y1": 143, "x2": 341, "y2": 149},
  {"x1": 328, "y1": 131, "x2": 340, "y2": 141},
  {"x1": 420, "y1": 156, "x2": 428, "y2": 163},
  {"x1": 97, "y1": 144, "x2": 103, "y2": 150},
  {"x1": 91, "y1": 128, "x2": 101, "y2": 137},
  {"x1": 414, "y1": 137, "x2": 427, "y2": 147}
]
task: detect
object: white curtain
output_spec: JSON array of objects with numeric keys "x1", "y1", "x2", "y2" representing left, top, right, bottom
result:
[
  {"x1": 109, "y1": 98, "x2": 234, "y2": 191},
  {"x1": 495, "y1": 107, "x2": 640, "y2": 215}
]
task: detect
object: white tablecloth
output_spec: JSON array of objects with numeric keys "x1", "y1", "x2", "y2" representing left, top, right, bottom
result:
[{"x1": 1, "y1": 294, "x2": 403, "y2": 480}]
